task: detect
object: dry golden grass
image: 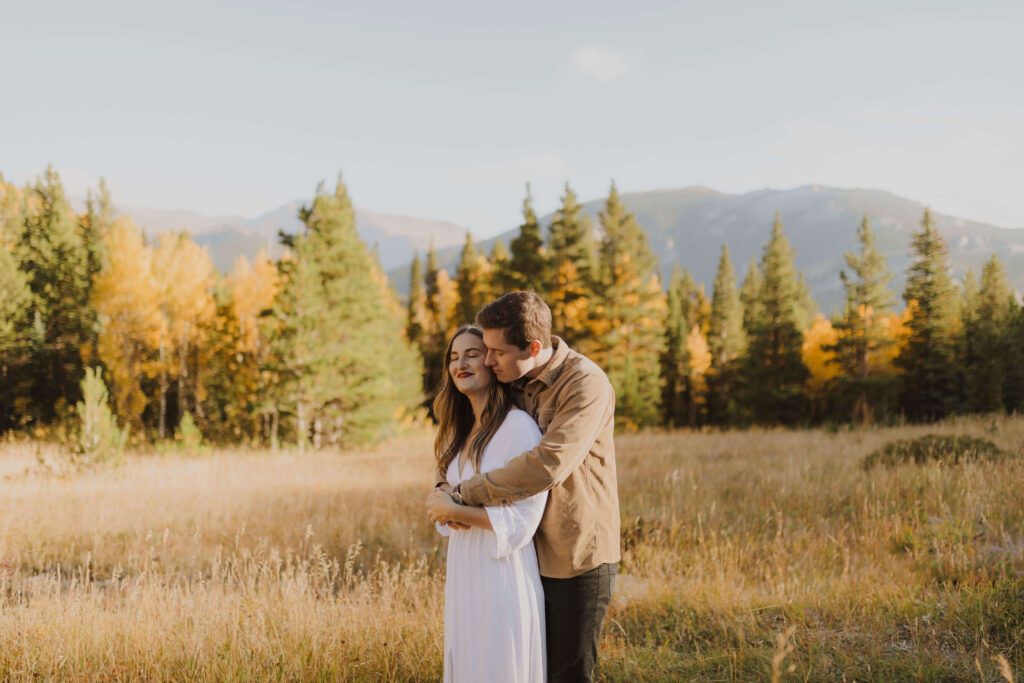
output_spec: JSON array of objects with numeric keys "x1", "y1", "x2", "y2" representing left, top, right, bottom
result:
[{"x1": 1, "y1": 416, "x2": 1023, "y2": 681}]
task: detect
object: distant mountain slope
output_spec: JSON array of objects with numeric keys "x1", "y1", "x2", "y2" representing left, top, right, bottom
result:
[
  {"x1": 118, "y1": 200, "x2": 469, "y2": 274},
  {"x1": 388, "y1": 185, "x2": 1024, "y2": 315}
]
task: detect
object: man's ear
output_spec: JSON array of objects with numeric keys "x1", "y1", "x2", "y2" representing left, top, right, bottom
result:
[{"x1": 528, "y1": 339, "x2": 542, "y2": 358}]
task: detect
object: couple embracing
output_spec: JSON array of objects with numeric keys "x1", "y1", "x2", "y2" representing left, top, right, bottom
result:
[{"x1": 425, "y1": 291, "x2": 620, "y2": 683}]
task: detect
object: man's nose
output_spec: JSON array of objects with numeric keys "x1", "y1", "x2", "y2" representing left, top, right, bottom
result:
[{"x1": 484, "y1": 351, "x2": 496, "y2": 367}]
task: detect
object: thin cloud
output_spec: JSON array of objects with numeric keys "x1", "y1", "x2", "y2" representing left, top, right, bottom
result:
[{"x1": 568, "y1": 46, "x2": 633, "y2": 82}]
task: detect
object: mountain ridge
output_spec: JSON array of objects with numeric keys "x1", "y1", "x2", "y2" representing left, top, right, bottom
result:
[{"x1": 386, "y1": 184, "x2": 1024, "y2": 314}]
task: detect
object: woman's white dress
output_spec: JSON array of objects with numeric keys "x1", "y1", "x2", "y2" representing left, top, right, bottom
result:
[{"x1": 436, "y1": 409, "x2": 548, "y2": 683}]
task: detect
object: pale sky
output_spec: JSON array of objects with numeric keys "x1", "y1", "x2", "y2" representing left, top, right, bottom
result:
[{"x1": 2, "y1": 0, "x2": 1022, "y2": 236}]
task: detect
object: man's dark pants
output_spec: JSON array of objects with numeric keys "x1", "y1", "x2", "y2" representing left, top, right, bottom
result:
[{"x1": 541, "y1": 562, "x2": 617, "y2": 683}]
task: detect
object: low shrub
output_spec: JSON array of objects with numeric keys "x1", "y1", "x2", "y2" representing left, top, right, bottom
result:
[{"x1": 862, "y1": 434, "x2": 1009, "y2": 470}]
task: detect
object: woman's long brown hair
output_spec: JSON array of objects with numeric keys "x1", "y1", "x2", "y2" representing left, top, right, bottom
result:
[{"x1": 433, "y1": 325, "x2": 513, "y2": 479}]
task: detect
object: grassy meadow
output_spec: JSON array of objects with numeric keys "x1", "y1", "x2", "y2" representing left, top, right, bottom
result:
[{"x1": 1, "y1": 417, "x2": 1023, "y2": 681}]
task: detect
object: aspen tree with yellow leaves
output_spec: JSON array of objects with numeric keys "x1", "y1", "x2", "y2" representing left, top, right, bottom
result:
[
  {"x1": 202, "y1": 251, "x2": 280, "y2": 442},
  {"x1": 802, "y1": 315, "x2": 838, "y2": 419},
  {"x1": 152, "y1": 233, "x2": 217, "y2": 438},
  {"x1": 684, "y1": 324, "x2": 712, "y2": 427},
  {"x1": 92, "y1": 217, "x2": 163, "y2": 431}
]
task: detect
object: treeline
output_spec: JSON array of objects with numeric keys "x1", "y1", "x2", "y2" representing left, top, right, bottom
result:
[
  {"x1": 2, "y1": 168, "x2": 1023, "y2": 446},
  {"x1": 0, "y1": 167, "x2": 420, "y2": 448},
  {"x1": 407, "y1": 183, "x2": 1024, "y2": 428}
]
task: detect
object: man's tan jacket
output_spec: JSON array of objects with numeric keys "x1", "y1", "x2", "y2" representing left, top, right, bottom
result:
[{"x1": 457, "y1": 337, "x2": 620, "y2": 579}]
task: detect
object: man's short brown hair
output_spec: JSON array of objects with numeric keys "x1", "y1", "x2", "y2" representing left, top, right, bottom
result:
[{"x1": 475, "y1": 291, "x2": 552, "y2": 349}]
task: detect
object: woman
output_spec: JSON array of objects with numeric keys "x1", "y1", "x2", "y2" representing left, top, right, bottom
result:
[{"x1": 425, "y1": 325, "x2": 547, "y2": 682}]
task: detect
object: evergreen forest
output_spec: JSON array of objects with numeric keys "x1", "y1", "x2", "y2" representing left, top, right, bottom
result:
[{"x1": 2, "y1": 168, "x2": 1023, "y2": 447}]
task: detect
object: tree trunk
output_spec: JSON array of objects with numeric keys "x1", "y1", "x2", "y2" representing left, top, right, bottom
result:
[
  {"x1": 158, "y1": 340, "x2": 167, "y2": 439},
  {"x1": 296, "y1": 397, "x2": 307, "y2": 455}
]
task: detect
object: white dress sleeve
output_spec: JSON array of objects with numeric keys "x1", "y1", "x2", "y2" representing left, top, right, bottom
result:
[{"x1": 483, "y1": 412, "x2": 547, "y2": 560}]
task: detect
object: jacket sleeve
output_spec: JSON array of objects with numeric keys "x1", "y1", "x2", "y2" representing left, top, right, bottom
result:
[
  {"x1": 480, "y1": 412, "x2": 547, "y2": 558},
  {"x1": 461, "y1": 373, "x2": 614, "y2": 507}
]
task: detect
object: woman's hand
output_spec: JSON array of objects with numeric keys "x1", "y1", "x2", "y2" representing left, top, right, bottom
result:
[{"x1": 427, "y1": 489, "x2": 470, "y2": 529}]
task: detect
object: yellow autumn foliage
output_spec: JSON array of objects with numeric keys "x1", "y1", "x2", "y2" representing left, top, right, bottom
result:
[
  {"x1": 802, "y1": 314, "x2": 839, "y2": 394},
  {"x1": 92, "y1": 217, "x2": 163, "y2": 428}
]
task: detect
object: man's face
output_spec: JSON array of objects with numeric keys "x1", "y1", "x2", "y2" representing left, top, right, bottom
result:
[{"x1": 482, "y1": 328, "x2": 536, "y2": 383}]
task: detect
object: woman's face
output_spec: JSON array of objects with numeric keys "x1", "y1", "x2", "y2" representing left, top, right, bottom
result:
[{"x1": 449, "y1": 332, "x2": 492, "y2": 397}]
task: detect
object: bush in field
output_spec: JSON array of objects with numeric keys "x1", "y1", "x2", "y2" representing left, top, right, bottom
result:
[
  {"x1": 862, "y1": 434, "x2": 1008, "y2": 470},
  {"x1": 72, "y1": 367, "x2": 127, "y2": 465}
]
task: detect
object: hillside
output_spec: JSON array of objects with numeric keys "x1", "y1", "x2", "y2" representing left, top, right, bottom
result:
[{"x1": 387, "y1": 185, "x2": 1024, "y2": 314}]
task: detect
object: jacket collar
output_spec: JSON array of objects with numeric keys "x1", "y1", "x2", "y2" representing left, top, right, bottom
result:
[{"x1": 517, "y1": 336, "x2": 570, "y2": 388}]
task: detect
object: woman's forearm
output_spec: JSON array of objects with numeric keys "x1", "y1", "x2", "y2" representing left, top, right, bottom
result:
[{"x1": 448, "y1": 504, "x2": 492, "y2": 530}]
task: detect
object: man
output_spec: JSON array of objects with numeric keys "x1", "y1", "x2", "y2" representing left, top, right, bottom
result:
[{"x1": 445, "y1": 290, "x2": 620, "y2": 683}]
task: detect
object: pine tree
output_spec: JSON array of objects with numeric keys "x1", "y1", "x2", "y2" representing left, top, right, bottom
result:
[
  {"x1": 548, "y1": 183, "x2": 594, "y2": 280},
  {"x1": 419, "y1": 240, "x2": 447, "y2": 404},
  {"x1": 81, "y1": 178, "x2": 115, "y2": 282},
  {"x1": 507, "y1": 185, "x2": 547, "y2": 293},
  {"x1": 827, "y1": 216, "x2": 898, "y2": 423},
  {"x1": 1003, "y1": 297, "x2": 1024, "y2": 413},
  {"x1": 593, "y1": 182, "x2": 665, "y2": 427},
  {"x1": 661, "y1": 267, "x2": 692, "y2": 427},
  {"x1": 454, "y1": 232, "x2": 490, "y2": 326},
  {"x1": 895, "y1": 208, "x2": 959, "y2": 421},
  {"x1": 488, "y1": 239, "x2": 512, "y2": 299},
  {"x1": 706, "y1": 245, "x2": 746, "y2": 424},
  {"x1": 742, "y1": 214, "x2": 810, "y2": 424},
  {"x1": 963, "y1": 255, "x2": 1013, "y2": 413},
  {"x1": 795, "y1": 272, "x2": 817, "y2": 331},
  {"x1": 740, "y1": 256, "x2": 764, "y2": 335},
  {"x1": 15, "y1": 166, "x2": 94, "y2": 424},
  {"x1": 0, "y1": 228, "x2": 30, "y2": 432},
  {"x1": 406, "y1": 252, "x2": 428, "y2": 347},
  {"x1": 270, "y1": 177, "x2": 421, "y2": 449},
  {"x1": 548, "y1": 183, "x2": 597, "y2": 345}
]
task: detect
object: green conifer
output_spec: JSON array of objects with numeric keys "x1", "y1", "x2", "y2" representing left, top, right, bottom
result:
[
  {"x1": 1002, "y1": 297, "x2": 1024, "y2": 413},
  {"x1": 488, "y1": 239, "x2": 512, "y2": 298},
  {"x1": 740, "y1": 256, "x2": 764, "y2": 334},
  {"x1": 507, "y1": 184, "x2": 547, "y2": 293},
  {"x1": 706, "y1": 245, "x2": 746, "y2": 424},
  {"x1": 406, "y1": 252, "x2": 427, "y2": 347},
  {"x1": 895, "y1": 209, "x2": 959, "y2": 421},
  {"x1": 828, "y1": 217, "x2": 897, "y2": 423},
  {"x1": 593, "y1": 182, "x2": 665, "y2": 426},
  {"x1": 742, "y1": 214, "x2": 810, "y2": 424},
  {"x1": 547, "y1": 183, "x2": 595, "y2": 280},
  {"x1": 271, "y1": 176, "x2": 421, "y2": 449},
  {"x1": 15, "y1": 166, "x2": 94, "y2": 424},
  {"x1": 661, "y1": 266, "x2": 693, "y2": 426},
  {"x1": 963, "y1": 255, "x2": 1013, "y2": 413},
  {"x1": 548, "y1": 183, "x2": 598, "y2": 347},
  {"x1": 454, "y1": 232, "x2": 489, "y2": 326}
]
